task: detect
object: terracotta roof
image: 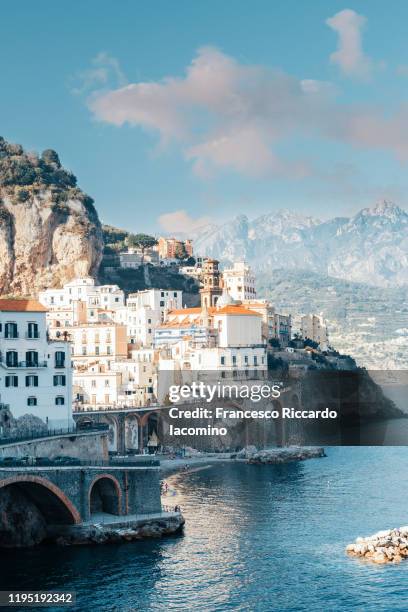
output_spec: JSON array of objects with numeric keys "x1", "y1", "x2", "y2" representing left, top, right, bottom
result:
[
  {"x1": 0, "y1": 299, "x2": 47, "y2": 313},
  {"x1": 215, "y1": 305, "x2": 261, "y2": 316},
  {"x1": 169, "y1": 307, "x2": 203, "y2": 315},
  {"x1": 168, "y1": 305, "x2": 261, "y2": 317}
]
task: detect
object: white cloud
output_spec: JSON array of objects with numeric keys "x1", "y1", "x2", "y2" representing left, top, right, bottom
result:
[
  {"x1": 84, "y1": 46, "x2": 408, "y2": 176},
  {"x1": 326, "y1": 9, "x2": 372, "y2": 79},
  {"x1": 88, "y1": 47, "x2": 335, "y2": 178},
  {"x1": 158, "y1": 210, "x2": 212, "y2": 234},
  {"x1": 71, "y1": 52, "x2": 127, "y2": 95}
]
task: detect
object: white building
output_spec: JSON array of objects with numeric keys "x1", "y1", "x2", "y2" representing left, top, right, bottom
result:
[
  {"x1": 0, "y1": 299, "x2": 72, "y2": 428},
  {"x1": 119, "y1": 252, "x2": 142, "y2": 269},
  {"x1": 301, "y1": 314, "x2": 329, "y2": 348},
  {"x1": 39, "y1": 277, "x2": 125, "y2": 312},
  {"x1": 222, "y1": 262, "x2": 257, "y2": 301},
  {"x1": 155, "y1": 299, "x2": 267, "y2": 399},
  {"x1": 119, "y1": 289, "x2": 183, "y2": 347},
  {"x1": 241, "y1": 299, "x2": 292, "y2": 347}
]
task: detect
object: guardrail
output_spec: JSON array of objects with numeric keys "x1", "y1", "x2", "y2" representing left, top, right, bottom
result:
[
  {"x1": 0, "y1": 358, "x2": 47, "y2": 368},
  {"x1": 0, "y1": 456, "x2": 159, "y2": 469}
]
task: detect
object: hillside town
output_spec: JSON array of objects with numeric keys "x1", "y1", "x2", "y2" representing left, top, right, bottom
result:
[{"x1": 0, "y1": 234, "x2": 335, "y2": 453}]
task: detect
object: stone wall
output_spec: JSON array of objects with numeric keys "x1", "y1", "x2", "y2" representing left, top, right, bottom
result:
[{"x1": 0, "y1": 432, "x2": 108, "y2": 461}]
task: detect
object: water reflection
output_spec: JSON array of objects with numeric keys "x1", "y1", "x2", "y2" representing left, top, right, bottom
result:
[{"x1": 2, "y1": 449, "x2": 408, "y2": 611}]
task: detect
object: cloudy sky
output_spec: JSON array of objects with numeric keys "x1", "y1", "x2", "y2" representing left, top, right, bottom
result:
[{"x1": 1, "y1": 0, "x2": 408, "y2": 232}]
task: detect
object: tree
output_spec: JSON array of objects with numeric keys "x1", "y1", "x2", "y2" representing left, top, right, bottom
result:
[
  {"x1": 127, "y1": 233, "x2": 158, "y2": 263},
  {"x1": 174, "y1": 242, "x2": 187, "y2": 260},
  {"x1": 41, "y1": 149, "x2": 61, "y2": 167},
  {"x1": 184, "y1": 256, "x2": 196, "y2": 266}
]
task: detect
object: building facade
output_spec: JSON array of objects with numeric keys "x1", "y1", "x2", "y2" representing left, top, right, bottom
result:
[
  {"x1": 158, "y1": 237, "x2": 193, "y2": 259},
  {"x1": 301, "y1": 314, "x2": 329, "y2": 348},
  {"x1": 222, "y1": 262, "x2": 257, "y2": 301},
  {"x1": 0, "y1": 300, "x2": 72, "y2": 428}
]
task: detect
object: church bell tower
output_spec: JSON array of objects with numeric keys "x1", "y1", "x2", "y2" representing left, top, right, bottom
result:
[{"x1": 200, "y1": 259, "x2": 223, "y2": 308}]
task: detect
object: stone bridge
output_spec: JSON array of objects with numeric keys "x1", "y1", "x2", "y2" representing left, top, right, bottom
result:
[
  {"x1": 73, "y1": 382, "x2": 305, "y2": 453},
  {"x1": 73, "y1": 407, "x2": 163, "y2": 455},
  {"x1": 0, "y1": 462, "x2": 162, "y2": 527}
]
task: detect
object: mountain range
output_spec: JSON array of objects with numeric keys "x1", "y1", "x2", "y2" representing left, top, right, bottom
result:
[{"x1": 191, "y1": 201, "x2": 408, "y2": 288}]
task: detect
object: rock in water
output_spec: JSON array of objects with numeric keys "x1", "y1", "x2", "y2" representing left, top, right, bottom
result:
[
  {"x1": 0, "y1": 137, "x2": 103, "y2": 296},
  {"x1": 346, "y1": 527, "x2": 408, "y2": 564}
]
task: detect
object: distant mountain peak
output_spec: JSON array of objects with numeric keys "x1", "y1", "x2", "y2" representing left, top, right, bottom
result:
[
  {"x1": 361, "y1": 200, "x2": 406, "y2": 219},
  {"x1": 192, "y1": 200, "x2": 408, "y2": 288}
]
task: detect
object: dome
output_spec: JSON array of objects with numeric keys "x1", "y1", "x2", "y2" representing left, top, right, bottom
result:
[{"x1": 216, "y1": 287, "x2": 235, "y2": 308}]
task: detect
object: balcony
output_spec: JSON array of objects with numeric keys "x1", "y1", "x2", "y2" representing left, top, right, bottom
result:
[{"x1": 0, "y1": 357, "x2": 47, "y2": 368}]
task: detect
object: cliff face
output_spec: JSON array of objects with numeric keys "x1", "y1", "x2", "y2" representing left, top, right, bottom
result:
[{"x1": 0, "y1": 138, "x2": 103, "y2": 296}]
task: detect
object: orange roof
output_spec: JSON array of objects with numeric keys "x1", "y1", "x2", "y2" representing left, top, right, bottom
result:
[
  {"x1": 0, "y1": 299, "x2": 47, "y2": 313},
  {"x1": 168, "y1": 304, "x2": 261, "y2": 318},
  {"x1": 169, "y1": 307, "x2": 203, "y2": 315},
  {"x1": 215, "y1": 305, "x2": 261, "y2": 316}
]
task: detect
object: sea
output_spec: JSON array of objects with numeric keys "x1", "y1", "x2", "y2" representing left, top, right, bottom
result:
[{"x1": 2, "y1": 446, "x2": 408, "y2": 611}]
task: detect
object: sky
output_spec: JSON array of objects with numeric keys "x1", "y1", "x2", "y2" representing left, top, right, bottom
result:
[{"x1": 1, "y1": 0, "x2": 408, "y2": 233}]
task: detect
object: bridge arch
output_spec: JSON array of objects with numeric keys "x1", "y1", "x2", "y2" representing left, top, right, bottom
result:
[
  {"x1": 89, "y1": 474, "x2": 122, "y2": 516},
  {"x1": 0, "y1": 475, "x2": 81, "y2": 525}
]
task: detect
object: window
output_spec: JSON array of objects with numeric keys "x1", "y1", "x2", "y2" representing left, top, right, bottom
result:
[
  {"x1": 105, "y1": 380, "x2": 110, "y2": 387},
  {"x1": 95, "y1": 346, "x2": 100, "y2": 356},
  {"x1": 27, "y1": 322, "x2": 39, "y2": 339},
  {"x1": 6, "y1": 351, "x2": 18, "y2": 367},
  {"x1": 160, "y1": 301, "x2": 165, "y2": 307},
  {"x1": 53, "y1": 375, "x2": 66, "y2": 386},
  {"x1": 174, "y1": 292, "x2": 177, "y2": 297},
  {"x1": 27, "y1": 397, "x2": 37, "y2": 406},
  {"x1": 5, "y1": 375, "x2": 18, "y2": 387},
  {"x1": 91, "y1": 380, "x2": 96, "y2": 388},
  {"x1": 220, "y1": 356, "x2": 225, "y2": 365},
  {"x1": 25, "y1": 375, "x2": 38, "y2": 387},
  {"x1": 55, "y1": 396, "x2": 65, "y2": 405},
  {"x1": 254, "y1": 356, "x2": 258, "y2": 366},
  {"x1": 55, "y1": 351, "x2": 65, "y2": 368},
  {"x1": 82, "y1": 347, "x2": 87, "y2": 356},
  {"x1": 5, "y1": 322, "x2": 18, "y2": 338},
  {"x1": 232, "y1": 356, "x2": 237, "y2": 365},
  {"x1": 107, "y1": 346, "x2": 111, "y2": 355},
  {"x1": 25, "y1": 351, "x2": 38, "y2": 367},
  {"x1": 244, "y1": 356, "x2": 249, "y2": 365}
]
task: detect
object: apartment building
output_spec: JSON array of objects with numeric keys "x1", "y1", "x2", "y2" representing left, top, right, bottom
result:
[{"x1": 0, "y1": 299, "x2": 72, "y2": 427}]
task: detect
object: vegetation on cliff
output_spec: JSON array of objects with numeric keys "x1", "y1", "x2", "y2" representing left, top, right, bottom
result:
[{"x1": 0, "y1": 137, "x2": 103, "y2": 296}]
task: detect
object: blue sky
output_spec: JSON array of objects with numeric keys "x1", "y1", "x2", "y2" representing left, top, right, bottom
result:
[{"x1": 1, "y1": 0, "x2": 408, "y2": 233}]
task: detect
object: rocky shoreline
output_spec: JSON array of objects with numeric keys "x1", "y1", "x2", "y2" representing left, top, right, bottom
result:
[
  {"x1": 47, "y1": 513, "x2": 184, "y2": 546},
  {"x1": 160, "y1": 446, "x2": 326, "y2": 475},
  {"x1": 236, "y1": 446, "x2": 326, "y2": 464},
  {"x1": 346, "y1": 527, "x2": 408, "y2": 564}
]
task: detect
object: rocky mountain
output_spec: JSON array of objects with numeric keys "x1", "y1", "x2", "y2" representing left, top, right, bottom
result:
[
  {"x1": 192, "y1": 201, "x2": 408, "y2": 287},
  {"x1": 0, "y1": 138, "x2": 103, "y2": 296}
]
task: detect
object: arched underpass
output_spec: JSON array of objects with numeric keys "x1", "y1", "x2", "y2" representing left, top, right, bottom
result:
[
  {"x1": 0, "y1": 476, "x2": 80, "y2": 548},
  {"x1": 89, "y1": 475, "x2": 121, "y2": 517}
]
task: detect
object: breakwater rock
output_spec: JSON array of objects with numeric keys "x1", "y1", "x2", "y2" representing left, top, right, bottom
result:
[
  {"x1": 346, "y1": 527, "x2": 408, "y2": 563},
  {"x1": 48, "y1": 513, "x2": 184, "y2": 546},
  {"x1": 237, "y1": 446, "x2": 326, "y2": 464}
]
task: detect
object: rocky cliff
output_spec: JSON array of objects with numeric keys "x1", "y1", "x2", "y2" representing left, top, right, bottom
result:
[{"x1": 0, "y1": 138, "x2": 103, "y2": 296}]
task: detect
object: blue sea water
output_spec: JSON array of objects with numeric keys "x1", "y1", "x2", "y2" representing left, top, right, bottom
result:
[{"x1": 2, "y1": 447, "x2": 408, "y2": 611}]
